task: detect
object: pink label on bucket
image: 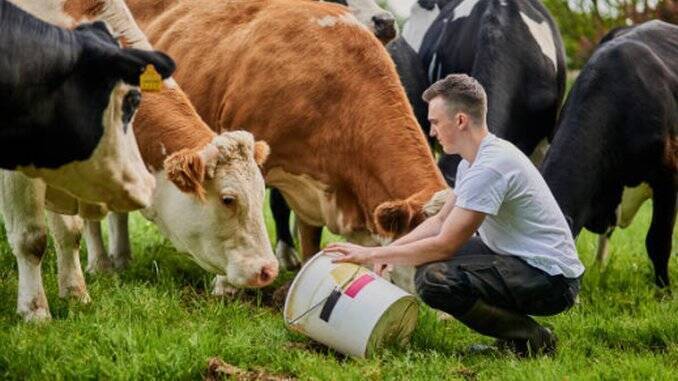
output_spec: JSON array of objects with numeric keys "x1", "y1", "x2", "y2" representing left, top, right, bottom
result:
[{"x1": 344, "y1": 274, "x2": 375, "y2": 298}]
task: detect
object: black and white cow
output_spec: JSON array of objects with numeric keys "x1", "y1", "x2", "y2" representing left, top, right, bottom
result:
[
  {"x1": 420, "y1": 0, "x2": 566, "y2": 185},
  {"x1": 541, "y1": 20, "x2": 677, "y2": 287},
  {"x1": 402, "y1": 0, "x2": 453, "y2": 52},
  {"x1": 0, "y1": 0, "x2": 175, "y2": 211}
]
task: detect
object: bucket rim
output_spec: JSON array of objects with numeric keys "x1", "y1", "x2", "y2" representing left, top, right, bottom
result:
[{"x1": 283, "y1": 250, "x2": 338, "y2": 326}]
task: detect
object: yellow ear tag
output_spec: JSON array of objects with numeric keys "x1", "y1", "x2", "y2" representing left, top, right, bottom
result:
[{"x1": 139, "y1": 64, "x2": 162, "y2": 92}]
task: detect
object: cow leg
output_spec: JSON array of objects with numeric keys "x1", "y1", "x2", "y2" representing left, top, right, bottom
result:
[
  {"x1": 645, "y1": 183, "x2": 676, "y2": 287},
  {"x1": 595, "y1": 229, "x2": 615, "y2": 265},
  {"x1": 0, "y1": 171, "x2": 50, "y2": 321},
  {"x1": 108, "y1": 212, "x2": 132, "y2": 269},
  {"x1": 270, "y1": 188, "x2": 300, "y2": 270},
  {"x1": 298, "y1": 218, "x2": 322, "y2": 261},
  {"x1": 46, "y1": 212, "x2": 90, "y2": 303},
  {"x1": 83, "y1": 219, "x2": 112, "y2": 273}
]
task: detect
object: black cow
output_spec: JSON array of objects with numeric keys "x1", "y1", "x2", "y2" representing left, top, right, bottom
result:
[
  {"x1": 387, "y1": 37, "x2": 433, "y2": 144},
  {"x1": 420, "y1": 0, "x2": 566, "y2": 185},
  {"x1": 0, "y1": 0, "x2": 175, "y2": 170},
  {"x1": 541, "y1": 20, "x2": 677, "y2": 287}
]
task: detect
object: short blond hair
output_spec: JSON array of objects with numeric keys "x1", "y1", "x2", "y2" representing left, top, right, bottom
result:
[{"x1": 422, "y1": 74, "x2": 487, "y2": 124}]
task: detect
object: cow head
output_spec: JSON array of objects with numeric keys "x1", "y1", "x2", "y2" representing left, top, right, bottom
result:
[
  {"x1": 145, "y1": 131, "x2": 278, "y2": 288},
  {"x1": 327, "y1": 0, "x2": 397, "y2": 44},
  {"x1": 17, "y1": 21, "x2": 175, "y2": 212}
]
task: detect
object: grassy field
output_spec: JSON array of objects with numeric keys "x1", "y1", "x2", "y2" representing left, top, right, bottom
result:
[{"x1": 0, "y1": 195, "x2": 676, "y2": 380}]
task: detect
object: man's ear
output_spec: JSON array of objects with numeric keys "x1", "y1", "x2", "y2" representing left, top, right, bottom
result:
[{"x1": 457, "y1": 113, "x2": 466, "y2": 130}]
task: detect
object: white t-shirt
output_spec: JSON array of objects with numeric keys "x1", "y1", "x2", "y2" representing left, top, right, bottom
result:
[{"x1": 454, "y1": 133, "x2": 585, "y2": 278}]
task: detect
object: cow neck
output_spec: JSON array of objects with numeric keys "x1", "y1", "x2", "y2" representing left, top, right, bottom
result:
[
  {"x1": 541, "y1": 94, "x2": 619, "y2": 236},
  {"x1": 134, "y1": 88, "x2": 215, "y2": 171},
  {"x1": 345, "y1": 107, "x2": 446, "y2": 217}
]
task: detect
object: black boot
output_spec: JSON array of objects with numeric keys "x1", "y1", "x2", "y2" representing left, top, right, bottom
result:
[{"x1": 457, "y1": 299, "x2": 557, "y2": 357}]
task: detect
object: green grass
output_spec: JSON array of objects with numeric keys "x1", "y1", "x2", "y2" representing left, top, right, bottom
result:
[{"x1": 0, "y1": 195, "x2": 676, "y2": 380}]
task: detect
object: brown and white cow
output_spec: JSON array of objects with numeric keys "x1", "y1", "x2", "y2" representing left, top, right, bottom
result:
[
  {"x1": 2, "y1": 0, "x2": 278, "y2": 321},
  {"x1": 119, "y1": 0, "x2": 447, "y2": 293}
]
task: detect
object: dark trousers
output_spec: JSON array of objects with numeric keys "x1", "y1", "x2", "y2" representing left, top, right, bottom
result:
[{"x1": 415, "y1": 237, "x2": 580, "y2": 318}]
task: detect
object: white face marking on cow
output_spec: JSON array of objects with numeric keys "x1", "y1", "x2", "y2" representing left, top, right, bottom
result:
[
  {"x1": 315, "y1": 12, "x2": 366, "y2": 29},
  {"x1": 402, "y1": 1, "x2": 441, "y2": 52},
  {"x1": 386, "y1": 0, "x2": 416, "y2": 19},
  {"x1": 452, "y1": 0, "x2": 480, "y2": 21},
  {"x1": 19, "y1": 83, "x2": 155, "y2": 212},
  {"x1": 519, "y1": 12, "x2": 557, "y2": 72},
  {"x1": 142, "y1": 132, "x2": 277, "y2": 288}
]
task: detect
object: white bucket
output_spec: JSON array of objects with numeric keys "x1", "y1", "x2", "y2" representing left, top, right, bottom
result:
[{"x1": 283, "y1": 251, "x2": 419, "y2": 358}]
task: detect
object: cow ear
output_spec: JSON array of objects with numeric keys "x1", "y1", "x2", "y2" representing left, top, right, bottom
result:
[
  {"x1": 164, "y1": 148, "x2": 208, "y2": 200},
  {"x1": 254, "y1": 141, "x2": 270, "y2": 167},
  {"x1": 374, "y1": 198, "x2": 426, "y2": 238},
  {"x1": 423, "y1": 188, "x2": 452, "y2": 217},
  {"x1": 113, "y1": 48, "x2": 176, "y2": 86}
]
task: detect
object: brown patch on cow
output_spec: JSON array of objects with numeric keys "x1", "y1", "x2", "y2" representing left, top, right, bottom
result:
[
  {"x1": 665, "y1": 136, "x2": 678, "y2": 172},
  {"x1": 134, "y1": 88, "x2": 215, "y2": 171},
  {"x1": 126, "y1": 0, "x2": 446, "y2": 242},
  {"x1": 164, "y1": 148, "x2": 207, "y2": 200},
  {"x1": 205, "y1": 357, "x2": 296, "y2": 381},
  {"x1": 63, "y1": 0, "x2": 106, "y2": 20},
  {"x1": 254, "y1": 141, "x2": 270, "y2": 167},
  {"x1": 374, "y1": 197, "x2": 426, "y2": 238}
]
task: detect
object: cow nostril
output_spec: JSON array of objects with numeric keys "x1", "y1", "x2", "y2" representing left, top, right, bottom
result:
[{"x1": 260, "y1": 266, "x2": 273, "y2": 283}]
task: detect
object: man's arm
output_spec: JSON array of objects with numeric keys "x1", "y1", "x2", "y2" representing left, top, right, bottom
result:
[
  {"x1": 389, "y1": 190, "x2": 458, "y2": 247},
  {"x1": 328, "y1": 205, "x2": 485, "y2": 267}
]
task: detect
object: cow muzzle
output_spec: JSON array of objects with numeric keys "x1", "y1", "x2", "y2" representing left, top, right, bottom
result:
[
  {"x1": 372, "y1": 13, "x2": 397, "y2": 44},
  {"x1": 245, "y1": 261, "x2": 279, "y2": 288}
]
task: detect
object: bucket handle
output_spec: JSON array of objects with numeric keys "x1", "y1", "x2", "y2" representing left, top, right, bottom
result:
[{"x1": 285, "y1": 265, "x2": 362, "y2": 326}]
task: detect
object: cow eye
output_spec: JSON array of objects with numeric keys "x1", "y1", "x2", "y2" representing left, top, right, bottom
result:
[
  {"x1": 222, "y1": 195, "x2": 236, "y2": 207},
  {"x1": 121, "y1": 89, "x2": 142, "y2": 131}
]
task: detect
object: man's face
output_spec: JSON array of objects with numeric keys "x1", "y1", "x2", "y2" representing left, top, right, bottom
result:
[{"x1": 428, "y1": 97, "x2": 460, "y2": 154}]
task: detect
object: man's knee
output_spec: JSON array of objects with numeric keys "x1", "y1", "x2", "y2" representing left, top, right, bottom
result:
[{"x1": 415, "y1": 262, "x2": 473, "y2": 314}]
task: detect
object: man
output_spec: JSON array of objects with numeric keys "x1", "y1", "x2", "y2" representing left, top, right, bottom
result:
[{"x1": 324, "y1": 74, "x2": 584, "y2": 356}]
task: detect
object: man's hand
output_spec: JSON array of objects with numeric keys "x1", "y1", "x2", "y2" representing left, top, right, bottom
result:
[{"x1": 324, "y1": 242, "x2": 375, "y2": 266}]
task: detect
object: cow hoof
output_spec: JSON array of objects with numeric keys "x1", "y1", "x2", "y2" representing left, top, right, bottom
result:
[
  {"x1": 437, "y1": 311, "x2": 454, "y2": 321},
  {"x1": 275, "y1": 241, "x2": 301, "y2": 271},
  {"x1": 86, "y1": 257, "x2": 113, "y2": 274},
  {"x1": 20, "y1": 307, "x2": 51, "y2": 322},
  {"x1": 211, "y1": 276, "x2": 238, "y2": 297},
  {"x1": 60, "y1": 285, "x2": 91, "y2": 304}
]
